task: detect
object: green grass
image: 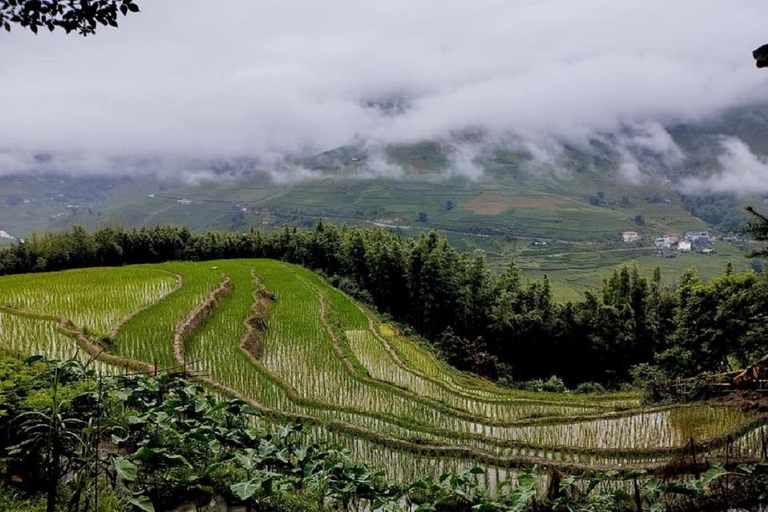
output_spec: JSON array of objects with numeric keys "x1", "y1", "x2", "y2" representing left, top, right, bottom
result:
[{"x1": 523, "y1": 241, "x2": 753, "y2": 301}]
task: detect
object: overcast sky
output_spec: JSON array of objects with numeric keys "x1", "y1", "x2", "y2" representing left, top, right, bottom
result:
[{"x1": 2, "y1": 0, "x2": 768, "y2": 174}]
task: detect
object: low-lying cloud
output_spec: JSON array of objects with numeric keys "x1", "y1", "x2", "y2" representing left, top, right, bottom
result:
[
  {"x1": 1, "y1": 0, "x2": 768, "y2": 185},
  {"x1": 681, "y1": 137, "x2": 768, "y2": 194}
]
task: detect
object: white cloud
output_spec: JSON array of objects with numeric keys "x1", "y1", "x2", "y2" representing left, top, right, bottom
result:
[
  {"x1": 681, "y1": 137, "x2": 768, "y2": 194},
  {"x1": 1, "y1": 0, "x2": 767, "y2": 179}
]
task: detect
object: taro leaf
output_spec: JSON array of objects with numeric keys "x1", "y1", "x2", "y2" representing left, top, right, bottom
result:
[
  {"x1": 203, "y1": 462, "x2": 223, "y2": 478},
  {"x1": 473, "y1": 504, "x2": 502, "y2": 512},
  {"x1": 138, "y1": 378, "x2": 160, "y2": 392},
  {"x1": 558, "y1": 474, "x2": 577, "y2": 491},
  {"x1": 111, "y1": 434, "x2": 128, "y2": 445},
  {"x1": 275, "y1": 448, "x2": 290, "y2": 464},
  {"x1": 113, "y1": 456, "x2": 137, "y2": 482},
  {"x1": 642, "y1": 476, "x2": 664, "y2": 496},
  {"x1": 196, "y1": 484, "x2": 214, "y2": 495},
  {"x1": 408, "y1": 480, "x2": 429, "y2": 491},
  {"x1": 127, "y1": 494, "x2": 155, "y2": 512},
  {"x1": 133, "y1": 446, "x2": 161, "y2": 461},
  {"x1": 162, "y1": 452, "x2": 192, "y2": 468},
  {"x1": 194, "y1": 396, "x2": 209, "y2": 413},
  {"x1": 294, "y1": 445, "x2": 309, "y2": 462},
  {"x1": 152, "y1": 411, "x2": 173, "y2": 429},
  {"x1": 258, "y1": 439, "x2": 276, "y2": 458},
  {"x1": 701, "y1": 464, "x2": 728, "y2": 487},
  {"x1": 611, "y1": 489, "x2": 631, "y2": 503},
  {"x1": 277, "y1": 423, "x2": 297, "y2": 439},
  {"x1": 231, "y1": 479, "x2": 261, "y2": 501},
  {"x1": 236, "y1": 449, "x2": 259, "y2": 471},
  {"x1": 244, "y1": 428, "x2": 261, "y2": 441},
  {"x1": 114, "y1": 389, "x2": 132, "y2": 401},
  {"x1": 623, "y1": 469, "x2": 647, "y2": 479},
  {"x1": 128, "y1": 414, "x2": 146, "y2": 425}
]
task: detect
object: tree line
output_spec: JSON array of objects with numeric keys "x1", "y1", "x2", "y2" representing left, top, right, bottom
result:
[{"x1": 1, "y1": 223, "x2": 766, "y2": 387}]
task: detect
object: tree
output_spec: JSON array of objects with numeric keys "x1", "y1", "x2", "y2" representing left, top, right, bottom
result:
[
  {"x1": 745, "y1": 206, "x2": 768, "y2": 258},
  {"x1": 745, "y1": 50, "x2": 768, "y2": 246},
  {"x1": 754, "y1": 44, "x2": 768, "y2": 68},
  {"x1": 1, "y1": 0, "x2": 140, "y2": 35}
]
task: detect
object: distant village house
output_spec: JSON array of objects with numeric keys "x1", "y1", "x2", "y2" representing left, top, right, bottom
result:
[
  {"x1": 621, "y1": 231, "x2": 639, "y2": 242},
  {"x1": 685, "y1": 231, "x2": 712, "y2": 244}
]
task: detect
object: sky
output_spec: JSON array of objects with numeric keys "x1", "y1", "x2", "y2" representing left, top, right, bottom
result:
[{"x1": 2, "y1": 0, "x2": 768, "y2": 185}]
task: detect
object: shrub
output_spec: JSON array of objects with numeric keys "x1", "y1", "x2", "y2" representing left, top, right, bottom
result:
[{"x1": 574, "y1": 381, "x2": 606, "y2": 394}]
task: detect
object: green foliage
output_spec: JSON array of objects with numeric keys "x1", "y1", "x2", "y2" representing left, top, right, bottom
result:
[
  {"x1": 1, "y1": 224, "x2": 767, "y2": 387},
  {"x1": 745, "y1": 205, "x2": 768, "y2": 258},
  {"x1": 0, "y1": 0, "x2": 140, "y2": 36},
  {"x1": 657, "y1": 267, "x2": 768, "y2": 377},
  {"x1": 683, "y1": 194, "x2": 748, "y2": 232},
  {"x1": 574, "y1": 382, "x2": 607, "y2": 394},
  {"x1": 1, "y1": 354, "x2": 767, "y2": 511}
]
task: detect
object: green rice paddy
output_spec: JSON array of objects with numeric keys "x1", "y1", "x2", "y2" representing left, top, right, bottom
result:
[{"x1": 0, "y1": 259, "x2": 764, "y2": 481}]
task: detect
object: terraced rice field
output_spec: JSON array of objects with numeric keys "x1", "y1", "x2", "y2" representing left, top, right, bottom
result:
[{"x1": 0, "y1": 259, "x2": 765, "y2": 481}]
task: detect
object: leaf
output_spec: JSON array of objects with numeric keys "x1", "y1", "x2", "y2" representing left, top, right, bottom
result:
[
  {"x1": 196, "y1": 484, "x2": 214, "y2": 495},
  {"x1": 114, "y1": 389, "x2": 132, "y2": 401},
  {"x1": 701, "y1": 464, "x2": 728, "y2": 487},
  {"x1": 231, "y1": 479, "x2": 261, "y2": 501},
  {"x1": 294, "y1": 445, "x2": 309, "y2": 461},
  {"x1": 152, "y1": 411, "x2": 173, "y2": 429},
  {"x1": 127, "y1": 495, "x2": 155, "y2": 512},
  {"x1": 111, "y1": 434, "x2": 128, "y2": 444},
  {"x1": 277, "y1": 423, "x2": 294, "y2": 439},
  {"x1": 113, "y1": 456, "x2": 138, "y2": 482},
  {"x1": 469, "y1": 466, "x2": 485, "y2": 475},
  {"x1": 203, "y1": 462, "x2": 222, "y2": 478},
  {"x1": 472, "y1": 503, "x2": 501, "y2": 512},
  {"x1": 162, "y1": 452, "x2": 192, "y2": 468}
]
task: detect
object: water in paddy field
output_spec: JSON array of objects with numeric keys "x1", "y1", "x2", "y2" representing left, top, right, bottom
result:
[{"x1": 302, "y1": 415, "x2": 768, "y2": 492}]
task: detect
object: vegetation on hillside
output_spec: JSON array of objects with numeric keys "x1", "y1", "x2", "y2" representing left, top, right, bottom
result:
[
  {"x1": 1, "y1": 224, "x2": 767, "y2": 389},
  {"x1": 1, "y1": 355, "x2": 766, "y2": 512}
]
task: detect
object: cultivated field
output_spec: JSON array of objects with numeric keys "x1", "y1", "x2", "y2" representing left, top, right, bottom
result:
[{"x1": 0, "y1": 260, "x2": 765, "y2": 483}]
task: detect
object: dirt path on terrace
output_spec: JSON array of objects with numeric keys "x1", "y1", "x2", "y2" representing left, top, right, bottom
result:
[{"x1": 719, "y1": 390, "x2": 768, "y2": 414}]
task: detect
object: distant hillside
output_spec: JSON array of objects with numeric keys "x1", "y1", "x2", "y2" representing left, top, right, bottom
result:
[{"x1": 2, "y1": 104, "x2": 767, "y2": 297}]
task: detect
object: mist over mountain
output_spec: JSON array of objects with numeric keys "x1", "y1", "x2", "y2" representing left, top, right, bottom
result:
[{"x1": 2, "y1": 0, "x2": 768, "y2": 191}]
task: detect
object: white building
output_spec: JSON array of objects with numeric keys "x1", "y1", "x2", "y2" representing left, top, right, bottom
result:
[
  {"x1": 622, "y1": 231, "x2": 639, "y2": 242},
  {"x1": 661, "y1": 235, "x2": 679, "y2": 247}
]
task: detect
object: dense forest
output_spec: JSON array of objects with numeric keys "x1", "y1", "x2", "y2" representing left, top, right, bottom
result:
[{"x1": 1, "y1": 223, "x2": 766, "y2": 388}]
